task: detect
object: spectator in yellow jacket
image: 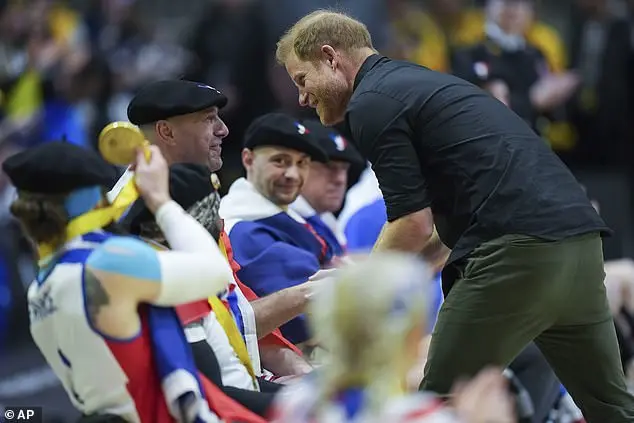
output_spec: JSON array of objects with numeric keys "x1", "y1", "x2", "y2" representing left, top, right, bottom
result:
[{"x1": 388, "y1": 0, "x2": 567, "y2": 75}]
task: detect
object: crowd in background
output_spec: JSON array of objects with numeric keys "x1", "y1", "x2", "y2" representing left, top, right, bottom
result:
[{"x1": 0, "y1": 0, "x2": 633, "y2": 418}]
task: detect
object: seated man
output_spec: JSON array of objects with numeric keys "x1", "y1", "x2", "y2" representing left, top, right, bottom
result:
[
  {"x1": 124, "y1": 163, "x2": 315, "y2": 417},
  {"x1": 338, "y1": 165, "x2": 387, "y2": 254},
  {"x1": 111, "y1": 79, "x2": 314, "y2": 390},
  {"x1": 219, "y1": 113, "x2": 338, "y2": 346},
  {"x1": 289, "y1": 119, "x2": 364, "y2": 256}
]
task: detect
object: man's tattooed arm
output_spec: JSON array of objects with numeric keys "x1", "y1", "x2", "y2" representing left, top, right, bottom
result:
[{"x1": 84, "y1": 268, "x2": 111, "y2": 324}]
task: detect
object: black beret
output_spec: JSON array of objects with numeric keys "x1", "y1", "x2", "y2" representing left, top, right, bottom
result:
[
  {"x1": 243, "y1": 113, "x2": 328, "y2": 162},
  {"x1": 127, "y1": 80, "x2": 228, "y2": 125},
  {"x1": 300, "y1": 119, "x2": 365, "y2": 168},
  {"x1": 123, "y1": 163, "x2": 213, "y2": 234},
  {"x1": 2, "y1": 141, "x2": 118, "y2": 194}
]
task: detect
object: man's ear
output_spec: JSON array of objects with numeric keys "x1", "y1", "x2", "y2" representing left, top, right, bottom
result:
[
  {"x1": 320, "y1": 45, "x2": 338, "y2": 70},
  {"x1": 156, "y1": 120, "x2": 177, "y2": 146},
  {"x1": 242, "y1": 148, "x2": 254, "y2": 169}
]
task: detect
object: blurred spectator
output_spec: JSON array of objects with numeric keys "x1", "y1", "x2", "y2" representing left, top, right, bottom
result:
[
  {"x1": 185, "y1": 0, "x2": 248, "y2": 116},
  {"x1": 391, "y1": 0, "x2": 567, "y2": 78},
  {"x1": 386, "y1": 0, "x2": 483, "y2": 72},
  {"x1": 183, "y1": 0, "x2": 252, "y2": 185},
  {"x1": 0, "y1": 0, "x2": 92, "y2": 147},
  {"x1": 0, "y1": 1, "x2": 43, "y2": 143},
  {"x1": 451, "y1": 0, "x2": 579, "y2": 137},
  {"x1": 0, "y1": 142, "x2": 31, "y2": 354},
  {"x1": 85, "y1": 0, "x2": 190, "y2": 123},
  {"x1": 567, "y1": 0, "x2": 634, "y2": 167},
  {"x1": 475, "y1": 0, "x2": 569, "y2": 73},
  {"x1": 386, "y1": 0, "x2": 576, "y2": 151}
]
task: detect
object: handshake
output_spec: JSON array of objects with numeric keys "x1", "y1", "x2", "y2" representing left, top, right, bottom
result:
[
  {"x1": 301, "y1": 255, "x2": 360, "y2": 299},
  {"x1": 303, "y1": 267, "x2": 342, "y2": 300}
]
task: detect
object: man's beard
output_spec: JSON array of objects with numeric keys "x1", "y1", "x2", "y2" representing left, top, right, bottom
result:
[
  {"x1": 207, "y1": 153, "x2": 223, "y2": 173},
  {"x1": 316, "y1": 84, "x2": 349, "y2": 125}
]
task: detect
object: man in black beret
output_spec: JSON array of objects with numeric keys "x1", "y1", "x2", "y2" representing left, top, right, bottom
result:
[
  {"x1": 241, "y1": 112, "x2": 328, "y2": 164},
  {"x1": 289, "y1": 120, "x2": 364, "y2": 257},
  {"x1": 127, "y1": 79, "x2": 229, "y2": 172},
  {"x1": 124, "y1": 162, "x2": 315, "y2": 416},
  {"x1": 219, "y1": 113, "x2": 341, "y2": 348},
  {"x1": 124, "y1": 96, "x2": 319, "y2": 393},
  {"x1": 118, "y1": 80, "x2": 229, "y2": 233},
  {"x1": 125, "y1": 80, "x2": 324, "y2": 346},
  {"x1": 125, "y1": 82, "x2": 325, "y2": 348}
]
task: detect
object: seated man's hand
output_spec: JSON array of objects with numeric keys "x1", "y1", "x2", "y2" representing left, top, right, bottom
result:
[
  {"x1": 260, "y1": 344, "x2": 313, "y2": 377},
  {"x1": 309, "y1": 268, "x2": 339, "y2": 281}
]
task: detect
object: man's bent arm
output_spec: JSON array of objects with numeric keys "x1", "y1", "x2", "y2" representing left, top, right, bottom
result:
[
  {"x1": 421, "y1": 226, "x2": 451, "y2": 272},
  {"x1": 374, "y1": 209, "x2": 450, "y2": 273},
  {"x1": 374, "y1": 208, "x2": 434, "y2": 253},
  {"x1": 250, "y1": 284, "x2": 311, "y2": 339}
]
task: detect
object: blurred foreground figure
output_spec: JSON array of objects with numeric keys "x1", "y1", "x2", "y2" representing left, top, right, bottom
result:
[{"x1": 270, "y1": 253, "x2": 516, "y2": 423}]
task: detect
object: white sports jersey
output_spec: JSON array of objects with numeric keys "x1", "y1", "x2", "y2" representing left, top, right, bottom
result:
[{"x1": 28, "y1": 236, "x2": 141, "y2": 421}]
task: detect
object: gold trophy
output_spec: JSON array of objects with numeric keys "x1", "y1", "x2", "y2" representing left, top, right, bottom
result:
[{"x1": 98, "y1": 121, "x2": 149, "y2": 165}]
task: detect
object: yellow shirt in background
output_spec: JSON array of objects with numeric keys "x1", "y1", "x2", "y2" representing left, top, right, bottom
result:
[{"x1": 395, "y1": 8, "x2": 566, "y2": 74}]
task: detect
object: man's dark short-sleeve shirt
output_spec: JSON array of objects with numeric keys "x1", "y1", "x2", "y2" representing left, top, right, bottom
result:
[{"x1": 344, "y1": 55, "x2": 609, "y2": 278}]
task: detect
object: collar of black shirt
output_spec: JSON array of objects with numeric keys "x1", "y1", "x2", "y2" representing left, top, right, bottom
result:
[{"x1": 353, "y1": 54, "x2": 384, "y2": 91}]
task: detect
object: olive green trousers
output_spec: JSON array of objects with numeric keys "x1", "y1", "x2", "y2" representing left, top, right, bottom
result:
[{"x1": 420, "y1": 233, "x2": 634, "y2": 422}]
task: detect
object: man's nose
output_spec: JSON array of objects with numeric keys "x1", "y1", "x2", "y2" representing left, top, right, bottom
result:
[
  {"x1": 332, "y1": 169, "x2": 347, "y2": 185},
  {"x1": 299, "y1": 92, "x2": 309, "y2": 107},
  {"x1": 215, "y1": 118, "x2": 229, "y2": 138},
  {"x1": 285, "y1": 165, "x2": 301, "y2": 179}
]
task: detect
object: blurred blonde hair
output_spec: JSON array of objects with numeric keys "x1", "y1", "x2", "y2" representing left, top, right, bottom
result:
[
  {"x1": 276, "y1": 10, "x2": 374, "y2": 65},
  {"x1": 309, "y1": 252, "x2": 432, "y2": 409}
]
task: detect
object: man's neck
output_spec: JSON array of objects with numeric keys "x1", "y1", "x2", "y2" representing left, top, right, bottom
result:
[
  {"x1": 162, "y1": 150, "x2": 178, "y2": 166},
  {"x1": 302, "y1": 195, "x2": 324, "y2": 215},
  {"x1": 346, "y1": 48, "x2": 377, "y2": 83}
]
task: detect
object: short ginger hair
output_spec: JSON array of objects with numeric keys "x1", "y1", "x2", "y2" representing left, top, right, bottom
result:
[{"x1": 276, "y1": 10, "x2": 374, "y2": 65}]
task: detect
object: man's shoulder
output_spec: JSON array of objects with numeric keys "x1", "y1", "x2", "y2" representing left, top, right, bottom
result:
[
  {"x1": 226, "y1": 219, "x2": 272, "y2": 238},
  {"x1": 352, "y1": 57, "x2": 465, "y2": 105},
  {"x1": 355, "y1": 57, "x2": 426, "y2": 89}
]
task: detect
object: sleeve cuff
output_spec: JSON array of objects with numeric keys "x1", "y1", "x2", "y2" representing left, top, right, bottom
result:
[{"x1": 386, "y1": 199, "x2": 432, "y2": 222}]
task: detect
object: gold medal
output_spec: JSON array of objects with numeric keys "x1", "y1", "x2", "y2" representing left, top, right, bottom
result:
[{"x1": 98, "y1": 122, "x2": 147, "y2": 165}]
